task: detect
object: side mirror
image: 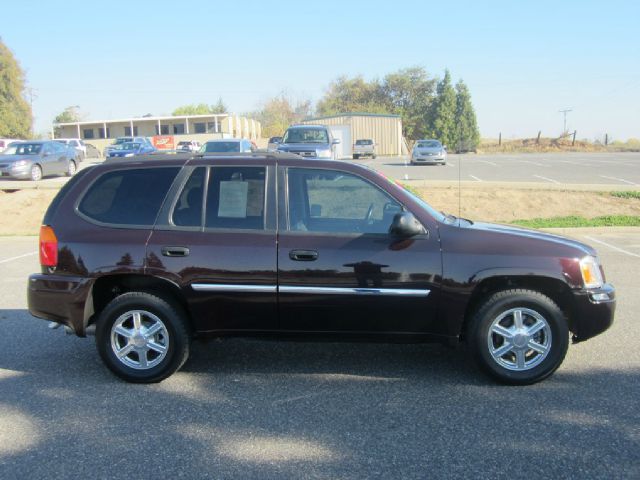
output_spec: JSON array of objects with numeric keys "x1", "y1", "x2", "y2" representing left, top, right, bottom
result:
[
  {"x1": 389, "y1": 212, "x2": 424, "y2": 237},
  {"x1": 332, "y1": 138, "x2": 341, "y2": 145}
]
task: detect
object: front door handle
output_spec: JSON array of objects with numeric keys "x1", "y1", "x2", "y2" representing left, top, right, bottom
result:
[
  {"x1": 289, "y1": 249, "x2": 318, "y2": 261},
  {"x1": 161, "y1": 246, "x2": 190, "y2": 257}
]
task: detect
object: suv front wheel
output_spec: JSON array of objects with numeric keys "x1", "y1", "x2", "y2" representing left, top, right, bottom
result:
[
  {"x1": 468, "y1": 289, "x2": 569, "y2": 385},
  {"x1": 95, "y1": 292, "x2": 190, "y2": 383}
]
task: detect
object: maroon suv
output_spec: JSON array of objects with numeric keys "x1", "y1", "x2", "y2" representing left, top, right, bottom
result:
[{"x1": 28, "y1": 154, "x2": 615, "y2": 384}]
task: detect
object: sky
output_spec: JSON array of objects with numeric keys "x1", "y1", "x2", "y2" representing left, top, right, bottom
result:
[{"x1": 2, "y1": 0, "x2": 639, "y2": 141}]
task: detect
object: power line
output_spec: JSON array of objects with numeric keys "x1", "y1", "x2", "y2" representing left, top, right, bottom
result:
[{"x1": 558, "y1": 108, "x2": 572, "y2": 134}]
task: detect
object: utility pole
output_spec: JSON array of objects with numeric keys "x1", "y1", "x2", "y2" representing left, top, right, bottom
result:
[
  {"x1": 558, "y1": 108, "x2": 572, "y2": 136},
  {"x1": 25, "y1": 86, "x2": 38, "y2": 137}
]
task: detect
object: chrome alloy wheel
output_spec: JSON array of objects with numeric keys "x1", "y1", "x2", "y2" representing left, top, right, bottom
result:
[
  {"x1": 487, "y1": 308, "x2": 552, "y2": 371},
  {"x1": 110, "y1": 310, "x2": 169, "y2": 370}
]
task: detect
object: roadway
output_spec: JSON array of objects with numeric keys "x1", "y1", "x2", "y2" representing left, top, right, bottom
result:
[
  {"x1": 1, "y1": 152, "x2": 639, "y2": 191},
  {"x1": 0, "y1": 230, "x2": 638, "y2": 478}
]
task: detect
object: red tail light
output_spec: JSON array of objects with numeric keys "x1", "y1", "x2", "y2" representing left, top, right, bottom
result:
[{"x1": 39, "y1": 226, "x2": 58, "y2": 267}]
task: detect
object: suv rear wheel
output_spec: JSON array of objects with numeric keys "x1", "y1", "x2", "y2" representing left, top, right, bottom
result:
[
  {"x1": 95, "y1": 292, "x2": 190, "y2": 383},
  {"x1": 468, "y1": 289, "x2": 569, "y2": 385}
]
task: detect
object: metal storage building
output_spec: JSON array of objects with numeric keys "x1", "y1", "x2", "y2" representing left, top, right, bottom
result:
[{"x1": 300, "y1": 113, "x2": 403, "y2": 157}]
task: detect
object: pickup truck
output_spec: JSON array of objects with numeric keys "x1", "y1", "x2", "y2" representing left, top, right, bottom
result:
[{"x1": 353, "y1": 139, "x2": 376, "y2": 159}]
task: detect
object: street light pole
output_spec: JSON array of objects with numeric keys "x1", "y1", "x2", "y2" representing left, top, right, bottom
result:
[{"x1": 558, "y1": 108, "x2": 572, "y2": 136}]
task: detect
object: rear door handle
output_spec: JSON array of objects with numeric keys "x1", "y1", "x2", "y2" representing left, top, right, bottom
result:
[
  {"x1": 289, "y1": 249, "x2": 318, "y2": 261},
  {"x1": 161, "y1": 246, "x2": 190, "y2": 257}
]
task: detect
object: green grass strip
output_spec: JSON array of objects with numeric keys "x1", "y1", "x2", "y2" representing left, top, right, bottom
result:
[
  {"x1": 511, "y1": 215, "x2": 640, "y2": 228},
  {"x1": 610, "y1": 191, "x2": 640, "y2": 200}
]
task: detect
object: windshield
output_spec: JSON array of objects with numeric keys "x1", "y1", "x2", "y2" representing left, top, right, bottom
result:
[
  {"x1": 13, "y1": 143, "x2": 42, "y2": 155},
  {"x1": 114, "y1": 137, "x2": 134, "y2": 145},
  {"x1": 416, "y1": 140, "x2": 441, "y2": 149},
  {"x1": 282, "y1": 128, "x2": 329, "y2": 144},
  {"x1": 115, "y1": 142, "x2": 140, "y2": 150},
  {"x1": 356, "y1": 139, "x2": 373, "y2": 145},
  {"x1": 200, "y1": 141, "x2": 240, "y2": 153}
]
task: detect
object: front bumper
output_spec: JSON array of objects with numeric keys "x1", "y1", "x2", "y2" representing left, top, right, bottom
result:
[
  {"x1": 0, "y1": 165, "x2": 31, "y2": 179},
  {"x1": 571, "y1": 283, "x2": 616, "y2": 342},
  {"x1": 28, "y1": 273, "x2": 94, "y2": 336},
  {"x1": 353, "y1": 150, "x2": 374, "y2": 156},
  {"x1": 411, "y1": 155, "x2": 446, "y2": 163}
]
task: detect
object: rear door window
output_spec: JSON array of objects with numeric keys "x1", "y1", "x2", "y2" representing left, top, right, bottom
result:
[
  {"x1": 205, "y1": 167, "x2": 266, "y2": 230},
  {"x1": 78, "y1": 167, "x2": 180, "y2": 226}
]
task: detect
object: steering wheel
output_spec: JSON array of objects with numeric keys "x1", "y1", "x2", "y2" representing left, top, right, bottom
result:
[{"x1": 365, "y1": 203, "x2": 375, "y2": 223}]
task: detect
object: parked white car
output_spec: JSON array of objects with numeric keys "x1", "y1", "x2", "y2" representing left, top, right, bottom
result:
[
  {"x1": 177, "y1": 140, "x2": 201, "y2": 153},
  {"x1": 54, "y1": 138, "x2": 87, "y2": 160}
]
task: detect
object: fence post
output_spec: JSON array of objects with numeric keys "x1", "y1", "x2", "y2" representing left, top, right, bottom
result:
[
  {"x1": 605, "y1": 133, "x2": 609, "y2": 146},
  {"x1": 572, "y1": 130, "x2": 577, "y2": 146},
  {"x1": 498, "y1": 132, "x2": 502, "y2": 146},
  {"x1": 536, "y1": 131, "x2": 541, "y2": 144}
]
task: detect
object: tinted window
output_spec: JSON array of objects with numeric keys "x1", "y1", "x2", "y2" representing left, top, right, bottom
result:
[
  {"x1": 172, "y1": 167, "x2": 205, "y2": 227},
  {"x1": 282, "y1": 128, "x2": 329, "y2": 144},
  {"x1": 79, "y1": 167, "x2": 179, "y2": 225},
  {"x1": 205, "y1": 167, "x2": 266, "y2": 230},
  {"x1": 202, "y1": 141, "x2": 240, "y2": 153},
  {"x1": 416, "y1": 141, "x2": 441, "y2": 148},
  {"x1": 356, "y1": 139, "x2": 373, "y2": 145},
  {"x1": 287, "y1": 168, "x2": 401, "y2": 234}
]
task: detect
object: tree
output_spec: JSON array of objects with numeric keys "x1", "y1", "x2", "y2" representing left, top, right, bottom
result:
[
  {"x1": 53, "y1": 105, "x2": 82, "y2": 137},
  {"x1": 172, "y1": 98, "x2": 228, "y2": 116},
  {"x1": 316, "y1": 76, "x2": 387, "y2": 117},
  {"x1": 255, "y1": 94, "x2": 313, "y2": 138},
  {"x1": 454, "y1": 80, "x2": 480, "y2": 152},
  {"x1": 381, "y1": 67, "x2": 437, "y2": 140},
  {"x1": 428, "y1": 69, "x2": 457, "y2": 148},
  {"x1": 0, "y1": 38, "x2": 32, "y2": 138},
  {"x1": 54, "y1": 105, "x2": 82, "y2": 123}
]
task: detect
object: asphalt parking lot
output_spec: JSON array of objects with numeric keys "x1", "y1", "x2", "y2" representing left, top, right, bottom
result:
[
  {"x1": 364, "y1": 152, "x2": 640, "y2": 186},
  {"x1": 1, "y1": 152, "x2": 638, "y2": 190},
  {"x1": 0, "y1": 230, "x2": 638, "y2": 478}
]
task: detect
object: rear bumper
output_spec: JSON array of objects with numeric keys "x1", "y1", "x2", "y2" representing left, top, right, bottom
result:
[
  {"x1": 28, "y1": 273, "x2": 94, "y2": 336},
  {"x1": 571, "y1": 283, "x2": 616, "y2": 342}
]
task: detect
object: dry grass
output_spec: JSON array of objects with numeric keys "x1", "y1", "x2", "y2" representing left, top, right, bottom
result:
[{"x1": 478, "y1": 137, "x2": 640, "y2": 154}]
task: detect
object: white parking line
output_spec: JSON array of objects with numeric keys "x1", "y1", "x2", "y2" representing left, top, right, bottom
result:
[
  {"x1": 0, "y1": 251, "x2": 38, "y2": 265},
  {"x1": 533, "y1": 174, "x2": 560, "y2": 184},
  {"x1": 469, "y1": 175, "x2": 483, "y2": 182},
  {"x1": 599, "y1": 175, "x2": 637, "y2": 185},
  {"x1": 477, "y1": 160, "x2": 498, "y2": 166},
  {"x1": 520, "y1": 160, "x2": 546, "y2": 167},
  {"x1": 584, "y1": 236, "x2": 640, "y2": 258}
]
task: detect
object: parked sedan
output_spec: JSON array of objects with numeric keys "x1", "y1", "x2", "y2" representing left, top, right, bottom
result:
[
  {"x1": 0, "y1": 140, "x2": 77, "y2": 180},
  {"x1": 411, "y1": 139, "x2": 447, "y2": 165},
  {"x1": 107, "y1": 142, "x2": 156, "y2": 158},
  {"x1": 199, "y1": 139, "x2": 255, "y2": 153},
  {"x1": 177, "y1": 141, "x2": 201, "y2": 153}
]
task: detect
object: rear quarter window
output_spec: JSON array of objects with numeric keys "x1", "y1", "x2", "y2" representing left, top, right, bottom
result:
[{"x1": 78, "y1": 167, "x2": 180, "y2": 226}]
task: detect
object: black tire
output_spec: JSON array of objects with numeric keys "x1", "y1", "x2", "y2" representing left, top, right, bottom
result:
[
  {"x1": 372, "y1": 154, "x2": 377, "y2": 159},
  {"x1": 95, "y1": 292, "x2": 190, "y2": 383},
  {"x1": 467, "y1": 289, "x2": 569, "y2": 385},
  {"x1": 66, "y1": 160, "x2": 77, "y2": 177},
  {"x1": 30, "y1": 164, "x2": 42, "y2": 181},
  {"x1": 353, "y1": 154, "x2": 359, "y2": 160}
]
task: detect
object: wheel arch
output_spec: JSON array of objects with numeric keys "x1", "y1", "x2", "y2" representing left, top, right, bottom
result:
[
  {"x1": 461, "y1": 274, "x2": 576, "y2": 340},
  {"x1": 85, "y1": 274, "x2": 192, "y2": 331}
]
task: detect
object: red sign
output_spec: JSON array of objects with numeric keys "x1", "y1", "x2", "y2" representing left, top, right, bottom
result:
[{"x1": 152, "y1": 135, "x2": 175, "y2": 150}]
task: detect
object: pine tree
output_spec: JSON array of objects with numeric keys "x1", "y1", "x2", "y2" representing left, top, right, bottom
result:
[
  {"x1": 454, "y1": 80, "x2": 480, "y2": 152},
  {"x1": 428, "y1": 70, "x2": 456, "y2": 147},
  {"x1": 0, "y1": 38, "x2": 32, "y2": 138}
]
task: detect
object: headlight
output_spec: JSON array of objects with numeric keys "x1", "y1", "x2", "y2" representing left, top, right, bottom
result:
[
  {"x1": 316, "y1": 148, "x2": 333, "y2": 158},
  {"x1": 580, "y1": 256, "x2": 603, "y2": 289},
  {"x1": 124, "y1": 153, "x2": 134, "y2": 157},
  {"x1": 12, "y1": 160, "x2": 28, "y2": 167}
]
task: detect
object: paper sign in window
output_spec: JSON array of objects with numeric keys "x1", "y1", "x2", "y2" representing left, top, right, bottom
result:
[{"x1": 218, "y1": 181, "x2": 248, "y2": 218}]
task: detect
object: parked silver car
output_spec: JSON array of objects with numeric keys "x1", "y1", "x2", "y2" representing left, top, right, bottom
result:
[
  {"x1": 0, "y1": 141, "x2": 78, "y2": 181},
  {"x1": 353, "y1": 139, "x2": 376, "y2": 159},
  {"x1": 410, "y1": 139, "x2": 447, "y2": 165}
]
